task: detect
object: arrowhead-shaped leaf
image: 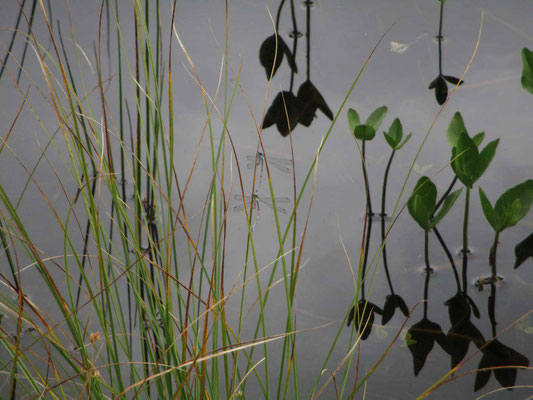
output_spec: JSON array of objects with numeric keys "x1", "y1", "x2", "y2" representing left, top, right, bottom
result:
[
  {"x1": 479, "y1": 187, "x2": 499, "y2": 231},
  {"x1": 365, "y1": 106, "x2": 388, "y2": 131},
  {"x1": 383, "y1": 118, "x2": 403, "y2": 149},
  {"x1": 476, "y1": 139, "x2": 499, "y2": 181},
  {"x1": 408, "y1": 177, "x2": 437, "y2": 231},
  {"x1": 443, "y1": 75, "x2": 464, "y2": 86},
  {"x1": 472, "y1": 132, "x2": 485, "y2": 147},
  {"x1": 348, "y1": 108, "x2": 360, "y2": 133},
  {"x1": 493, "y1": 179, "x2": 533, "y2": 231},
  {"x1": 431, "y1": 188, "x2": 462, "y2": 228},
  {"x1": 447, "y1": 112, "x2": 467, "y2": 147}
]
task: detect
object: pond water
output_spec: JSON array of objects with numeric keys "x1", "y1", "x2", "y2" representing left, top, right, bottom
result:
[{"x1": 1, "y1": 0, "x2": 533, "y2": 398}]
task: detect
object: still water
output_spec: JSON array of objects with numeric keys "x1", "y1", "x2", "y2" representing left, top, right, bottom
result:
[{"x1": 1, "y1": 0, "x2": 533, "y2": 398}]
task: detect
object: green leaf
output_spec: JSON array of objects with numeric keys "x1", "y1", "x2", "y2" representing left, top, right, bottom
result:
[
  {"x1": 451, "y1": 133, "x2": 478, "y2": 188},
  {"x1": 476, "y1": 139, "x2": 499, "y2": 181},
  {"x1": 472, "y1": 132, "x2": 485, "y2": 147},
  {"x1": 408, "y1": 177, "x2": 437, "y2": 231},
  {"x1": 430, "y1": 189, "x2": 462, "y2": 228},
  {"x1": 383, "y1": 118, "x2": 403, "y2": 149},
  {"x1": 499, "y1": 198, "x2": 523, "y2": 231},
  {"x1": 493, "y1": 179, "x2": 533, "y2": 231},
  {"x1": 353, "y1": 124, "x2": 376, "y2": 141},
  {"x1": 447, "y1": 112, "x2": 467, "y2": 147},
  {"x1": 348, "y1": 108, "x2": 360, "y2": 133},
  {"x1": 365, "y1": 106, "x2": 388, "y2": 131},
  {"x1": 396, "y1": 132, "x2": 412, "y2": 150},
  {"x1": 479, "y1": 187, "x2": 498, "y2": 231},
  {"x1": 521, "y1": 48, "x2": 533, "y2": 96}
]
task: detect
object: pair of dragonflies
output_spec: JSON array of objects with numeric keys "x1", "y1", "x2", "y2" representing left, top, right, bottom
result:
[
  {"x1": 233, "y1": 152, "x2": 293, "y2": 229},
  {"x1": 245, "y1": 151, "x2": 293, "y2": 192}
]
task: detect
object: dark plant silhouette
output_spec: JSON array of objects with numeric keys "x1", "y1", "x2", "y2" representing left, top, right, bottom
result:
[
  {"x1": 475, "y1": 340, "x2": 529, "y2": 391},
  {"x1": 296, "y1": 80, "x2": 333, "y2": 126},
  {"x1": 514, "y1": 232, "x2": 533, "y2": 269},
  {"x1": 259, "y1": 34, "x2": 298, "y2": 79},
  {"x1": 444, "y1": 292, "x2": 483, "y2": 369},
  {"x1": 429, "y1": 0, "x2": 463, "y2": 104},
  {"x1": 407, "y1": 316, "x2": 450, "y2": 376},
  {"x1": 347, "y1": 299, "x2": 383, "y2": 340},
  {"x1": 475, "y1": 284, "x2": 529, "y2": 391},
  {"x1": 262, "y1": 91, "x2": 302, "y2": 137},
  {"x1": 381, "y1": 294, "x2": 409, "y2": 325}
]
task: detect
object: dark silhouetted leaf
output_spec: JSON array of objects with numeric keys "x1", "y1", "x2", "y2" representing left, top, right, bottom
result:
[
  {"x1": 514, "y1": 232, "x2": 533, "y2": 269},
  {"x1": 262, "y1": 91, "x2": 302, "y2": 137},
  {"x1": 443, "y1": 75, "x2": 463, "y2": 86},
  {"x1": 466, "y1": 295, "x2": 481, "y2": 319},
  {"x1": 521, "y1": 48, "x2": 533, "y2": 95},
  {"x1": 297, "y1": 80, "x2": 333, "y2": 126},
  {"x1": 407, "y1": 318, "x2": 449, "y2": 376},
  {"x1": 382, "y1": 294, "x2": 409, "y2": 325},
  {"x1": 428, "y1": 75, "x2": 448, "y2": 105},
  {"x1": 259, "y1": 34, "x2": 297, "y2": 79},
  {"x1": 347, "y1": 299, "x2": 382, "y2": 340},
  {"x1": 445, "y1": 292, "x2": 471, "y2": 326},
  {"x1": 447, "y1": 320, "x2": 485, "y2": 369},
  {"x1": 475, "y1": 340, "x2": 529, "y2": 391}
]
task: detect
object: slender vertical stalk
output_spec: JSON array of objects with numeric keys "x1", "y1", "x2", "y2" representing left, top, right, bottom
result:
[
  {"x1": 437, "y1": 0, "x2": 444, "y2": 76},
  {"x1": 433, "y1": 227, "x2": 461, "y2": 291},
  {"x1": 489, "y1": 231, "x2": 500, "y2": 281},
  {"x1": 462, "y1": 187, "x2": 470, "y2": 291},
  {"x1": 380, "y1": 150, "x2": 395, "y2": 293},
  {"x1": 423, "y1": 230, "x2": 431, "y2": 319},
  {"x1": 361, "y1": 141, "x2": 373, "y2": 216}
]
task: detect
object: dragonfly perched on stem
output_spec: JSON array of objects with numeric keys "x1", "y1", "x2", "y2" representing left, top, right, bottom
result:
[
  {"x1": 246, "y1": 152, "x2": 293, "y2": 192},
  {"x1": 233, "y1": 192, "x2": 291, "y2": 230}
]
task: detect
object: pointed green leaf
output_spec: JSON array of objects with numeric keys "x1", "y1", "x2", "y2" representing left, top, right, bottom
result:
[
  {"x1": 521, "y1": 48, "x2": 533, "y2": 96},
  {"x1": 408, "y1": 177, "x2": 437, "y2": 231},
  {"x1": 476, "y1": 139, "x2": 499, "y2": 181},
  {"x1": 396, "y1": 132, "x2": 413, "y2": 150},
  {"x1": 451, "y1": 133, "x2": 479, "y2": 188},
  {"x1": 447, "y1": 112, "x2": 467, "y2": 147},
  {"x1": 365, "y1": 106, "x2": 388, "y2": 131},
  {"x1": 383, "y1": 118, "x2": 403, "y2": 149},
  {"x1": 493, "y1": 179, "x2": 533, "y2": 231},
  {"x1": 353, "y1": 124, "x2": 376, "y2": 141},
  {"x1": 479, "y1": 187, "x2": 499, "y2": 232},
  {"x1": 430, "y1": 189, "x2": 462, "y2": 228},
  {"x1": 472, "y1": 132, "x2": 485, "y2": 147},
  {"x1": 348, "y1": 108, "x2": 360, "y2": 133}
]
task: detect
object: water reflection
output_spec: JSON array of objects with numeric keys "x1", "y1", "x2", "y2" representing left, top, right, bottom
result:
[
  {"x1": 260, "y1": 0, "x2": 333, "y2": 136},
  {"x1": 428, "y1": 0, "x2": 463, "y2": 105}
]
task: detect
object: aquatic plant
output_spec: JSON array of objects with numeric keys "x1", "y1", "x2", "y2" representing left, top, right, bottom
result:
[{"x1": 479, "y1": 179, "x2": 533, "y2": 282}]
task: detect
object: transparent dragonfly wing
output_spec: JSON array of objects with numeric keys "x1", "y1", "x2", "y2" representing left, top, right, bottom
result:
[
  {"x1": 233, "y1": 194, "x2": 290, "y2": 214},
  {"x1": 246, "y1": 152, "x2": 292, "y2": 173},
  {"x1": 256, "y1": 196, "x2": 291, "y2": 214}
]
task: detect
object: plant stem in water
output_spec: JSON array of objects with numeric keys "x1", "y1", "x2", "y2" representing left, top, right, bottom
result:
[
  {"x1": 381, "y1": 149, "x2": 395, "y2": 293},
  {"x1": 361, "y1": 140, "x2": 373, "y2": 216},
  {"x1": 489, "y1": 231, "x2": 500, "y2": 282},
  {"x1": 462, "y1": 186, "x2": 470, "y2": 291}
]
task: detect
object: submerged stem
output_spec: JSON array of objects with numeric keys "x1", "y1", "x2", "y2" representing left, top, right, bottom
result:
[
  {"x1": 489, "y1": 231, "x2": 500, "y2": 281},
  {"x1": 433, "y1": 227, "x2": 461, "y2": 291},
  {"x1": 423, "y1": 230, "x2": 431, "y2": 318},
  {"x1": 381, "y1": 150, "x2": 395, "y2": 293},
  {"x1": 462, "y1": 186, "x2": 470, "y2": 291}
]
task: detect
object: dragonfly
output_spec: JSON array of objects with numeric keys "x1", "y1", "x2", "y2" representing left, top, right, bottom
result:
[
  {"x1": 246, "y1": 152, "x2": 293, "y2": 193},
  {"x1": 233, "y1": 193, "x2": 291, "y2": 214},
  {"x1": 246, "y1": 152, "x2": 293, "y2": 173}
]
